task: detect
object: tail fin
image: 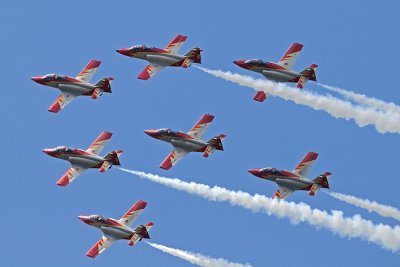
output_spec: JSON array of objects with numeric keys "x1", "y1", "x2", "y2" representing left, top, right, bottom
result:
[
  {"x1": 182, "y1": 47, "x2": 202, "y2": 67},
  {"x1": 300, "y1": 64, "x2": 318, "y2": 81},
  {"x1": 204, "y1": 134, "x2": 226, "y2": 157},
  {"x1": 92, "y1": 77, "x2": 113, "y2": 99},
  {"x1": 296, "y1": 64, "x2": 317, "y2": 89},
  {"x1": 99, "y1": 150, "x2": 123, "y2": 172},
  {"x1": 128, "y1": 222, "x2": 154, "y2": 246},
  {"x1": 309, "y1": 172, "x2": 331, "y2": 196}
]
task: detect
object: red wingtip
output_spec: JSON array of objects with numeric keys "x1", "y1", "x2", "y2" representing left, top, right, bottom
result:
[
  {"x1": 48, "y1": 101, "x2": 61, "y2": 113},
  {"x1": 138, "y1": 70, "x2": 150, "y2": 80},
  {"x1": 145, "y1": 222, "x2": 154, "y2": 227},
  {"x1": 253, "y1": 91, "x2": 267, "y2": 102},
  {"x1": 56, "y1": 175, "x2": 69, "y2": 187},
  {"x1": 160, "y1": 161, "x2": 172, "y2": 170}
]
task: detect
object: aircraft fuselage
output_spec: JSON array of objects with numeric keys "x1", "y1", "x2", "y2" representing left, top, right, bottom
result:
[
  {"x1": 43, "y1": 146, "x2": 105, "y2": 168},
  {"x1": 79, "y1": 215, "x2": 135, "y2": 240},
  {"x1": 32, "y1": 74, "x2": 96, "y2": 95},
  {"x1": 116, "y1": 46, "x2": 186, "y2": 67},
  {"x1": 145, "y1": 129, "x2": 209, "y2": 152},
  {"x1": 249, "y1": 168, "x2": 314, "y2": 191},
  {"x1": 234, "y1": 60, "x2": 302, "y2": 83}
]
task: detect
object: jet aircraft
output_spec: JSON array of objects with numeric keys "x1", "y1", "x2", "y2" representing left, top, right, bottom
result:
[
  {"x1": 31, "y1": 60, "x2": 113, "y2": 112},
  {"x1": 78, "y1": 200, "x2": 154, "y2": 258},
  {"x1": 43, "y1": 131, "x2": 122, "y2": 186},
  {"x1": 116, "y1": 35, "x2": 202, "y2": 80},
  {"x1": 233, "y1": 43, "x2": 318, "y2": 102},
  {"x1": 248, "y1": 152, "x2": 331, "y2": 199},
  {"x1": 144, "y1": 114, "x2": 225, "y2": 170}
]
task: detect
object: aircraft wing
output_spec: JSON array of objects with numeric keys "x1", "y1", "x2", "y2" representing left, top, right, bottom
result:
[
  {"x1": 272, "y1": 185, "x2": 294, "y2": 200},
  {"x1": 76, "y1": 59, "x2": 101, "y2": 83},
  {"x1": 86, "y1": 131, "x2": 113, "y2": 155},
  {"x1": 86, "y1": 235, "x2": 117, "y2": 258},
  {"x1": 165, "y1": 35, "x2": 187, "y2": 54},
  {"x1": 160, "y1": 147, "x2": 189, "y2": 170},
  {"x1": 56, "y1": 165, "x2": 87, "y2": 186},
  {"x1": 137, "y1": 63, "x2": 166, "y2": 80},
  {"x1": 118, "y1": 200, "x2": 147, "y2": 227},
  {"x1": 48, "y1": 89, "x2": 79, "y2": 113},
  {"x1": 187, "y1": 114, "x2": 215, "y2": 139},
  {"x1": 277, "y1": 43, "x2": 303, "y2": 70},
  {"x1": 292, "y1": 152, "x2": 318, "y2": 177}
]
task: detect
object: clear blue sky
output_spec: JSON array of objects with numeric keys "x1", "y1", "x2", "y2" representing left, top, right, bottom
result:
[{"x1": 1, "y1": 0, "x2": 399, "y2": 266}]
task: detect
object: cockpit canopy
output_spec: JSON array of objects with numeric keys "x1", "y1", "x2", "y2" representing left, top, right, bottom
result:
[
  {"x1": 43, "y1": 74, "x2": 65, "y2": 81},
  {"x1": 129, "y1": 45, "x2": 154, "y2": 51},
  {"x1": 158, "y1": 128, "x2": 176, "y2": 135},
  {"x1": 246, "y1": 59, "x2": 267, "y2": 66},
  {"x1": 261, "y1": 167, "x2": 280, "y2": 175},
  {"x1": 55, "y1": 146, "x2": 73, "y2": 153},
  {"x1": 89, "y1": 215, "x2": 106, "y2": 222}
]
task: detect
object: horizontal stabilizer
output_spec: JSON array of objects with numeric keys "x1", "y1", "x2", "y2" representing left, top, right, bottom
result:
[{"x1": 203, "y1": 145, "x2": 216, "y2": 157}]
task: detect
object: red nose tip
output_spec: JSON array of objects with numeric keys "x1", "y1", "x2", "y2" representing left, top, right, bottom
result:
[
  {"x1": 31, "y1": 76, "x2": 42, "y2": 83},
  {"x1": 116, "y1": 48, "x2": 129, "y2": 56},
  {"x1": 78, "y1": 216, "x2": 90, "y2": 224},
  {"x1": 43, "y1": 148, "x2": 51, "y2": 155},
  {"x1": 248, "y1": 169, "x2": 260, "y2": 176},
  {"x1": 144, "y1": 130, "x2": 156, "y2": 138},
  {"x1": 233, "y1": 60, "x2": 246, "y2": 66}
]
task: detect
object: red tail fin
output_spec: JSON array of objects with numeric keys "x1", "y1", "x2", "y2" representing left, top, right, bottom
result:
[
  {"x1": 185, "y1": 48, "x2": 202, "y2": 64},
  {"x1": 300, "y1": 64, "x2": 318, "y2": 81}
]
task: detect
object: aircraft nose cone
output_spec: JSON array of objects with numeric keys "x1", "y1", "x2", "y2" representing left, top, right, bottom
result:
[
  {"x1": 144, "y1": 130, "x2": 156, "y2": 137},
  {"x1": 248, "y1": 169, "x2": 260, "y2": 176},
  {"x1": 43, "y1": 148, "x2": 51, "y2": 155},
  {"x1": 78, "y1": 216, "x2": 90, "y2": 224},
  {"x1": 116, "y1": 48, "x2": 128, "y2": 56},
  {"x1": 233, "y1": 60, "x2": 243, "y2": 65},
  {"x1": 31, "y1": 76, "x2": 42, "y2": 83}
]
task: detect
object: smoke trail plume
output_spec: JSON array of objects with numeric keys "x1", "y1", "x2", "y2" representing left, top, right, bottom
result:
[
  {"x1": 147, "y1": 242, "x2": 252, "y2": 267},
  {"x1": 317, "y1": 83, "x2": 400, "y2": 114},
  {"x1": 327, "y1": 191, "x2": 400, "y2": 221},
  {"x1": 195, "y1": 67, "x2": 400, "y2": 134},
  {"x1": 120, "y1": 168, "x2": 400, "y2": 252}
]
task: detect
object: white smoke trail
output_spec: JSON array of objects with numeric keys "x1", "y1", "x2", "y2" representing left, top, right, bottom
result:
[
  {"x1": 195, "y1": 67, "x2": 400, "y2": 134},
  {"x1": 327, "y1": 191, "x2": 400, "y2": 222},
  {"x1": 147, "y1": 242, "x2": 252, "y2": 267},
  {"x1": 120, "y1": 168, "x2": 400, "y2": 252},
  {"x1": 317, "y1": 83, "x2": 400, "y2": 114}
]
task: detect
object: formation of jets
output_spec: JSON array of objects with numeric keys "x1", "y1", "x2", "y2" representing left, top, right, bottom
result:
[{"x1": 34, "y1": 36, "x2": 330, "y2": 258}]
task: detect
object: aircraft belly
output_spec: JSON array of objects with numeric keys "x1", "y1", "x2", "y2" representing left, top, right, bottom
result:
[
  {"x1": 262, "y1": 70, "x2": 298, "y2": 82},
  {"x1": 275, "y1": 178, "x2": 312, "y2": 191},
  {"x1": 101, "y1": 226, "x2": 132, "y2": 239},
  {"x1": 59, "y1": 83, "x2": 93, "y2": 94},
  {"x1": 170, "y1": 139, "x2": 205, "y2": 151},
  {"x1": 67, "y1": 156, "x2": 102, "y2": 168},
  {"x1": 146, "y1": 54, "x2": 183, "y2": 65}
]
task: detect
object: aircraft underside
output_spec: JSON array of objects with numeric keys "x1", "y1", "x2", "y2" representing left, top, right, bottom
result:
[
  {"x1": 67, "y1": 156, "x2": 104, "y2": 168},
  {"x1": 169, "y1": 138, "x2": 207, "y2": 151},
  {"x1": 101, "y1": 226, "x2": 133, "y2": 239},
  {"x1": 145, "y1": 54, "x2": 184, "y2": 66},
  {"x1": 58, "y1": 83, "x2": 94, "y2": 95},
  {"x1": 275, "y1": 177, "x2": 313, "y2": 191},
  {"x1": 261, "y1": 70, "x2": 299, "y2": 82}
]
